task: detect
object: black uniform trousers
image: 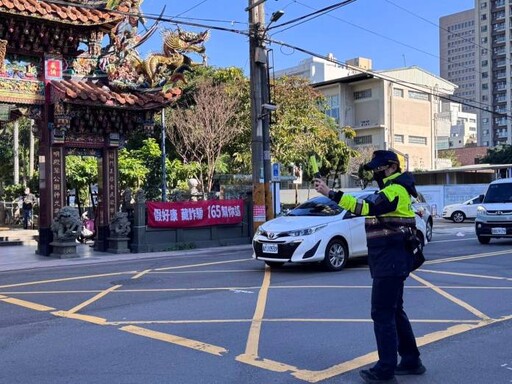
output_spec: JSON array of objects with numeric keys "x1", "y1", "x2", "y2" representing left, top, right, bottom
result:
[{"x1": 370, "y1": 276, "x2": 420, "y2": 377}]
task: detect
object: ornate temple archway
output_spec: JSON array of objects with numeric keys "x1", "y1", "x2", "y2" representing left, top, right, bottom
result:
[{"x1": 0, "y1": 0, "x2": 208, "y2": 255}]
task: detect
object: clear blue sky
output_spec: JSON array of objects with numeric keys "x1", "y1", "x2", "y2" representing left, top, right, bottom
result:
[{"x1": 140, "y1": 0, "x2": 474, "y2": 76}]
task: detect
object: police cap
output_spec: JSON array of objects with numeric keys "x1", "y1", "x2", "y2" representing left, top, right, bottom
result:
[{"x1": 363, "y1": 150, "x2": 400, "y2": 171}]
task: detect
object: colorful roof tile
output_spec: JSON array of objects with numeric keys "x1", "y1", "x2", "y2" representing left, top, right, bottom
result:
[
  {"x1": 0, "y1": 0, "x2": 123, "y2": 26},
  {"x1": 51, "y1": 79, "x2": 182, "y2": 110}
]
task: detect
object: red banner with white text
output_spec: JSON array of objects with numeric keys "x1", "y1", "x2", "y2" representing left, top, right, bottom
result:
[{"x1": 147, "y1": 200, "x2": 244, "y2": 228}]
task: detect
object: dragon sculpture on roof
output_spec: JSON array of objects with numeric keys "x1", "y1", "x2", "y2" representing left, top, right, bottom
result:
[{"x1": 99, "y1": 1, "x2": 209, "y2": 92}]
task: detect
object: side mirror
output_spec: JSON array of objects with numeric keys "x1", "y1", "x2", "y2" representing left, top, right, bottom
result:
[{"x1": 478, "y1": 194, "x2": 484, "y2": 203}]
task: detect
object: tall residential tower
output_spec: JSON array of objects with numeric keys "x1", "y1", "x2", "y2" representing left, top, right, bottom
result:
[
  {"x1": 475, "y1": 0, "x2": 511, "y2": 146},
  {"x1": 440, "y1": 9, "x2": 477, "y2": 115}
]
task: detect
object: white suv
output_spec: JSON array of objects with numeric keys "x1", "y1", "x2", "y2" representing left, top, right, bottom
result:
[{"x1": 475, "y1": 178, "x2": 512, "y2": 244}]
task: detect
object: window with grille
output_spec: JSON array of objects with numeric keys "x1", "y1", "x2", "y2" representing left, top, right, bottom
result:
[
  {"x1": 409, "y1": 135, "x2": 427, "y2": 145},
  {"x1": 353, "y1": 89, "x2": 372, "y2": 100},
  {"x1": 354, "y1": 135, "x2": 373, "y2": 145},
  {"x1": 408, "y1": 91, "x2": 429, "y2": 101}
]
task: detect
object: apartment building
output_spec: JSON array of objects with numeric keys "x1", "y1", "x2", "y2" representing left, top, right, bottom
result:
[
  {"x1": 313, "y1": 66, "x2": 456, "y2": 171},
  {"x1": 475, "y1": 0, "x2": 512, "y2": 146},
  {"x1": 440, "y1": 9, "x2": 477, "y2": 114}
]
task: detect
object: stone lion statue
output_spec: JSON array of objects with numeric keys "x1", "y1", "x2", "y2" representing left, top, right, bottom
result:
[
  {"x1": 109, "y1": 211, "x2": 131, "y2": 237},
  {"x1": 135, "y1": 188, "x2": 146, "y2": 203},
  {"x1": 51, "y1": 207, "x2": 82, "y2": 242}
]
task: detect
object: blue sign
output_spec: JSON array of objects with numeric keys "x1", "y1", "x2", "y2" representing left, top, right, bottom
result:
[{"x1": 272, "y1": 163, "x2": 280, "y2": 182}]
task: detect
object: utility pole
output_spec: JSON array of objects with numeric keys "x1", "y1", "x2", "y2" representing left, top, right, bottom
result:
[{"x1": 248, "y1": 0, "x2": 268, "y2": 232}]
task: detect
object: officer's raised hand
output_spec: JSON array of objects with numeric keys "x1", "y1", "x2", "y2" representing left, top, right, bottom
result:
[{"x1": 314, "y1": 178, "x2": 330, "y2": 196}]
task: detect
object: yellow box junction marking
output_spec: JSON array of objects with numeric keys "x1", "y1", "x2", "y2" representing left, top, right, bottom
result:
[
  {"x1": 0, "y1": 249, "x2": 511, "y2": 383},
  {"x1": 67, "y1": 284, "x2": 123, "y2": 315},
  {"x1": 0, "y1": 271, "x2": 136, "y2": 289},
  {"x1": 120, "y1": 325, "x2": 228, "y2": 356},
  {"x1": 0, "y1": 297, "x2": 55, "y2": 312},
  {"x1": 410, "y1": 273, "x2": 491, "y2": 321}
]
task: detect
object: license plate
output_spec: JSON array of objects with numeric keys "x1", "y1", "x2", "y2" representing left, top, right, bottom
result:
[
  {"x1": 262, "y1": 243, "x2": 278, "y2": 254},
  {"x1": 492, "y1": 227, "x2": 506, "y2": 235}
]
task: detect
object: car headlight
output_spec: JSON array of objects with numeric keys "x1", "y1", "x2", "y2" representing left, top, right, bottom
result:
[
  {"x1": 285, "y1": 224, "x2": 327, "y2": 237},
  {"x1": 477, "y1": 206, "x2": 487, "y2": 217},
  {"x1": 255, "y1": 226, "x2": 264, "y2": 236}
]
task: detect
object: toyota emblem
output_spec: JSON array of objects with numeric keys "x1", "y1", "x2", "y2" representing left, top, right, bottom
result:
[
  {"x1": 268, "y1": 232, "x2": 277, "y2": 240},
  {"x1": 497, "y1": 211, "x2": 502, "y2": 215}
]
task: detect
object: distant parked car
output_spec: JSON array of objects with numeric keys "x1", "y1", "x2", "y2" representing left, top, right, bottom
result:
[
  {"x1": 411, "y1": 192, "x2": 433, "y2": 242},
  {"x1": 442, "y1": 195, "x2": 483, "y2": 223}
]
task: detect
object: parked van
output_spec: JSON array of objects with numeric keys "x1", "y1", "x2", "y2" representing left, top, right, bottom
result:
[{"x1": 475, "y1": 178, "x2": 512, "y2": 244}]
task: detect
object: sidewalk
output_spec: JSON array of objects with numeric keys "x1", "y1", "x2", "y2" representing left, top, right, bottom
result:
[{"x1": 0, "y1": 228, "x2": 253, "y2": 272}]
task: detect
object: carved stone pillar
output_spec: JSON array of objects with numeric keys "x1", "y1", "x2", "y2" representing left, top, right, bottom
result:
[{"x1": 94, "y1": 147, "x2": 118, "y2": 252}]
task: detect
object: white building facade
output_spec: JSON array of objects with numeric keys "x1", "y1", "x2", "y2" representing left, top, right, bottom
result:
[
  {"x1": 274, "y1": 54, "x2": 360, "y2": 83},
  {"x1": 438, "y1": 102, "x2": 478, "y2": 148}
]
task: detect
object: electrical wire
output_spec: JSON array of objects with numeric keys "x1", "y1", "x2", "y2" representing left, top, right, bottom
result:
[
  {"x1": 288, "y1": 1, "x2": 496, "y2": 113},
  {"x1": 175, "y1": 0, "x2": 211, "y2": 18},
  {"x1": 42, "y1": 0, "x2": 251, "y2": 36},
  {"x1": 39, "y1": 0, "x2": 507, "y2": 119},
  {"x1": 265, "y1": 35, "x2": 512, "y2": 120},
  {"x1": 291, "y1": 1, "x2": 482, "y2": 81},
  {"x1": 267, "y1": 0, "x2": 357, "y2": 33}
]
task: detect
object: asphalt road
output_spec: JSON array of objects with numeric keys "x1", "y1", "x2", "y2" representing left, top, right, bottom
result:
[{"x1": 1, "y1": 219, "x2": 511, "y2": 384}]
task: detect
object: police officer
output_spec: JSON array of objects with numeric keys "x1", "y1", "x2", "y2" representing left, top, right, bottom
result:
[{"x1": 314, "y1": 150, "x2": 426, "y2": 384}]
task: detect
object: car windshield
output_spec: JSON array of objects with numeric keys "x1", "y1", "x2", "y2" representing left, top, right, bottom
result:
[
  {"x1": 483, "y1": 183, "x2": 512, "y2": 203},
  {"x1": 287, "y1": 197, "x2": 343, "y2": 216}
]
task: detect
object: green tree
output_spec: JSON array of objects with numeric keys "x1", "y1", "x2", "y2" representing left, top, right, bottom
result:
[
  {"x1": 127, "y1": 138, "x2": 166, "y2": 200},
  {"x1": 118, "y1": 148, "x2": 148, "y2": 190},
  {"x1": 0, "y1": 117, "x2": 38, "y2": 190},
  {"x1": 481, "y1": 144, "x2": 512, "y2": 164},
  {"x1": 65, "y1": 155, "x2": 98, "y2": 211},
  {"x1": 270, "y1": 76, "x2": 356, "y2": 181},
  {"x1": 438, "y1": 150, "x2": 462, "y2": 167}
]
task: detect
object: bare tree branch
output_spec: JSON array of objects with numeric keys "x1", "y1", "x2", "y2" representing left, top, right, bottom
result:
[{"x1": 166, "y1": 80, "x2": 243, "y2": 193}]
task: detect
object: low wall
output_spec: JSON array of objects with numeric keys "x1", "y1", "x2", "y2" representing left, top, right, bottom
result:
[
  {"x1": 129, "y1": 199, "x2": 252, "y2": 253},
  {"x1": 279, "y1": 183, "x2": 489, "y2": 217}
]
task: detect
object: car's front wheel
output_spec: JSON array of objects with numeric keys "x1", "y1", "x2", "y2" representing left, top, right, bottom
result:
[
  {"x1": 426, "y1": 219, "x2": 433, "y2": 242},
  {"x1": 477, "y1": 235, "x2": 491, "y2": 244},
  {"x1": 451, "y1": 211, "x2": 466, "y2": 223},
  {"x1": 322, "y1": 238, "x2": 348, "y2": 271}
]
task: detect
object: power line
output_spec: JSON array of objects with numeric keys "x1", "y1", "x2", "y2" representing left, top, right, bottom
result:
[
  {"x1": 265, "y1": 35, "x2": 512, "y2": 120},
  {"x1": 175, "y1": 0, "x2": 211, "y2": 18},
  {"x1": 291, "y1": 1, "x2": 481, "y2": 78},
  {"x1": 385, "y1": 0, "x2": 485, "y2": 57},
  {"x1": 40, "y1": 0, "x2": 506, "y2": 118},
  {"x1": 287, "y1": 1, "x2": 499, "y2": 113},
  {"x1": 267, "y1": 0, "x2": 358, "y2": 33},
  {"x1": 43, "y1": 0, "x2": 250, "y2": 37}
]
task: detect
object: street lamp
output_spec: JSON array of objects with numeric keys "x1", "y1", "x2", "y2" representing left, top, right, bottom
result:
[{"x1": 269, "y1": 10, "x2": 284, "y2": 24}]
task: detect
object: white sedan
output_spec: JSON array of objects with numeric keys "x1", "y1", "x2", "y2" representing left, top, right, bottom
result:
[
  {"x1": 442, "y1": 195, "x2": 483, "y2": 223},
  {"x1": 252, "y1": 196, "x2": 427, "y2": 271}
]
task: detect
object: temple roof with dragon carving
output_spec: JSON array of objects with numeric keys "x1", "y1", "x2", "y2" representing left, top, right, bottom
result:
[{"x1": 0, "y1": 0, "x2": 209, "y2": 124}]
